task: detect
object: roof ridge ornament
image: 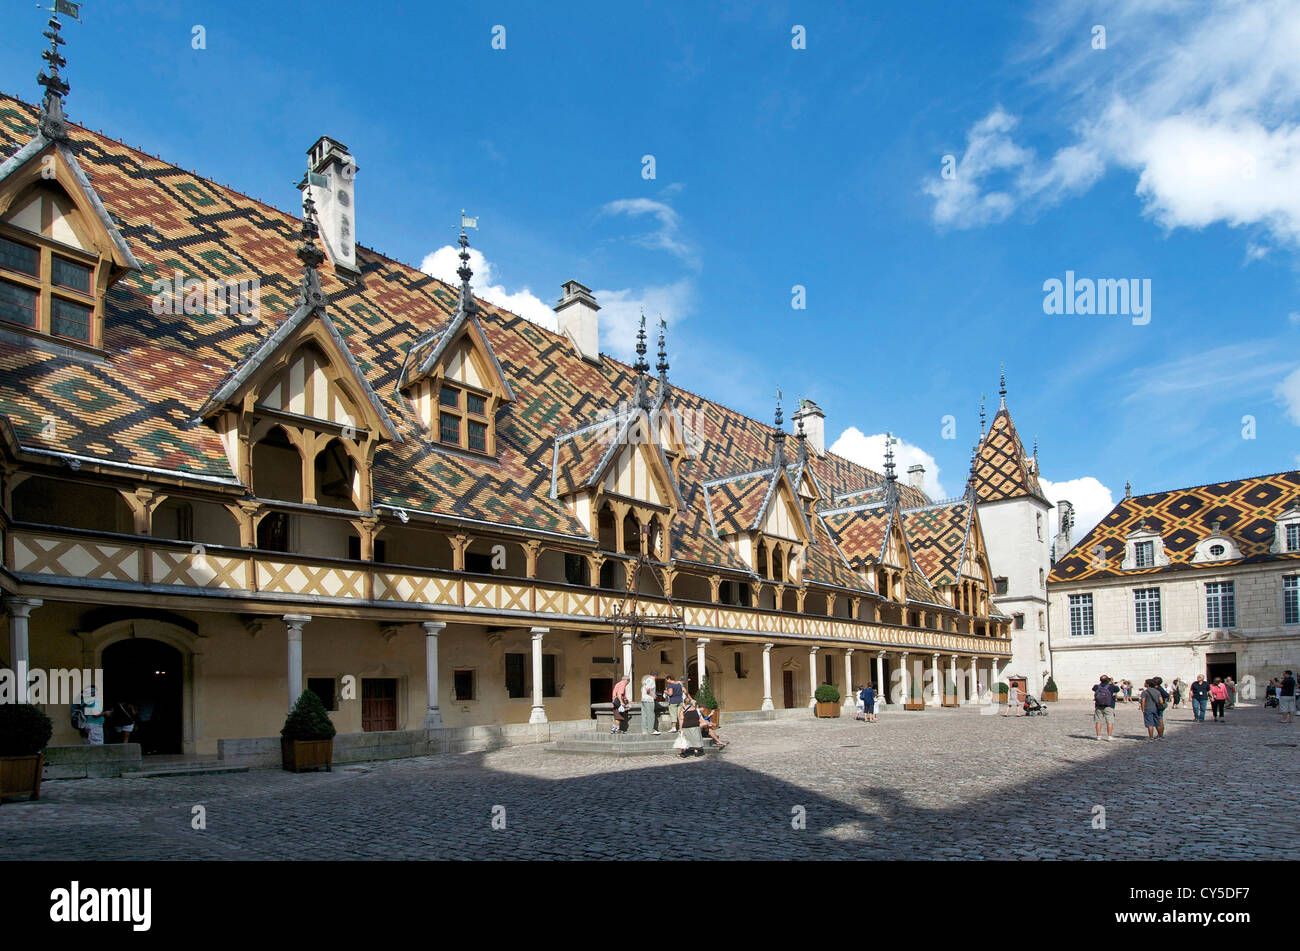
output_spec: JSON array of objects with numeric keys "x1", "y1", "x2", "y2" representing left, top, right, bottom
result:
[
  {"x1": 979, "y1": 393, "x2": 986, "y2": 439},
  {"x1": 655, "y1": 317, "x2": 669, "y2": 383},
  {"x1": 999, "y1": 363, "x2": 1007, "y2": 411},
  {"x1": 633, "y1": 312, "x2": 650, "y2": 409},
  {"x1": 297, "y1": 181, "x2": 327, "y2": 310},
  {"x1": 883, "y1": 431, "x2": 898, "y2": 504},
  {"x1": 795, "y1": 398, "x2": 808, "y2": 464},
  {"x1": 36, "y1": 2, "x2": 80, "y2": 142},
  {"x1": 772, "y1": 388, "x2": 786, "y2": 467},
  {"x1": 455, "y1": 211, "x2": 479, "y2": 315}
]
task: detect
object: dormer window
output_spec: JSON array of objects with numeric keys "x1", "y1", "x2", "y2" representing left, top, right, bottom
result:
[
  {"x1": 437, "y1": 381, "x2": 491, "y2": 453},
  {"x1": 0, "y1": 232, "x2": 98, "y2": 345},
  {"x1": 1288, "y1": 523, "x2": 1300, "y2": 553},
  {"x1": 1209, "y1": 544, "x2": 1225, "y2": 558},
  {"x1": 1134, "y1": 540, "x2": 1154, "y2": 568}
]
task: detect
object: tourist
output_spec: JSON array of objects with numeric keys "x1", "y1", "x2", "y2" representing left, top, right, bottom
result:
[
  {"x1": 1092, "y1": 675, "x2": 1118, "y2": 741},
  {"x1": 1225, "y1": 676, "x2": 1237, "y2": 709},
  {"x1": 863, "y1": 683, "x2": 878, "y2": 722},
  {"x1": 699, "y1": 705, "x2": 726, "y2": 748},
  {"x1": 1171, "y1": 678, "x2": 1183, "y2": 709},
  {"x1": 1209, "y1": 677, "x2": 1228, "y2": 722},
  {"x1": 678, "y1": 699, "x2": 705, "y2": 757},
  {"x1": 1121, "y1": 680, "x2": 1133, "y2": 702},
  {"x1": 1189, "y1": 674, "x2": 1210, "y2": 723},
  {"x1": 110, "y1": 699, "x2": 137, "y2": 745},
  {"x1": 1004, "y1": 682, "x2": 1020, "y2": 717},
  {"x1": 854, "y1": 685, "x2": 866, "y2": 720},
  {"x1": 641, "y1": 671, "x2": 660, "y2": 735},
  {"x1": 611, "y1": 675, "x2": 632, "y2": 734},
  {"x1": 1279, "y1": 670, "x2": 1296, "y2": 725},
  {"x1": 1140, "y1": 678, "x2": 1166, "y2": 739},
  {"x1": 79, "y1": 685, "x2": 105, "y2": 746},
  {"x1": 664, "y1": 674, "x2": 685, "y2": 731}
]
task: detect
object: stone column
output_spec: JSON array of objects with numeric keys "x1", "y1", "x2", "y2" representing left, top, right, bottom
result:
[
  {"x1": 842, "y1": 649, "x2": 856, "y2": 713},
  {"x1": 623, "y1": 634, "x2": 635, "y2": 693},
  {"x1": 968, "y1": 655, "x2": 978, "y2": 705},
  {"x1": 529, "y1": 627, "x2": 548, "y2": 724},
  {"x1": 949, "y1": 654, "x2": 958, "y2": 704},
  {"x1": 761, "y1": 643, "x2": 775, "y2": 711},
  {"x1": 283, "y1": 614, "x2": 311, "y2": 711},
  {"x1": 808, "y1": 646, "x2": 819, "y2": 708},
  {"x1": 875, "y1": 651, "x2": 886, "y2": 707},
  {"x1": 929, "y1": 652, "x2": 941, "y2": 706},
  {"x1": 421, "y1": 621, "x2": 444, "y2": 728},
  {"x1": 4, "y1": 598, "x2": 41, "y2": 705},
  {"x1": 695, "y1": 638, "x2": 709, "y2": 693},
  {"x1": 899, "y1": 651, "x2": 910, "y2": 706}
]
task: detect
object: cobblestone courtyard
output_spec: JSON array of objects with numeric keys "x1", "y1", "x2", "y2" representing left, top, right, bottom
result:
[{"x1": 3, "y1": 701, "x2": 1295, "y2": 860}]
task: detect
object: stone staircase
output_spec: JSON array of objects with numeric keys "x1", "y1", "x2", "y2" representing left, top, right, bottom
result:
[{"x1": 120, "y1": 759, "x2": 250, "y2": 779}]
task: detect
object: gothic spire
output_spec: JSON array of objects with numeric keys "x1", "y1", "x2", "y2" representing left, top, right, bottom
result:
[
  {"x1": 297, "y1": 185, "x2": 327, "y2": 309},
  {"x1": 36, "y1": 9, "x2": 72, "y2": 142},
  {"x1": 772, "y1": 389, "x2": 786, "y2": 467},
  {"x1": 655, "y1": 318, "x2": 669, "y2": 384}
]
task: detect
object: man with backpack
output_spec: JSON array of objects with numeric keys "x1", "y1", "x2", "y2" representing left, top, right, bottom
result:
[
  {"x1": 73, "y1": 685, "x2": 105, "y2": 745},
  {"x1": 1092, "y1": 675, "x2": 1119, "y2": 741}
]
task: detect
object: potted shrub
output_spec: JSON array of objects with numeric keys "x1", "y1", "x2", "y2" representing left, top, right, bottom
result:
[
  {"x1": 0, "y1": 703, "x2": 53, "y2": 803},
  {"x1": 696, "y1": 676, "x2": 720, "y2": 726},
  {"x1": 281, "y1": 690, "x2": 336, "y2": 772},
  {"x1": 1042, "y1": 676, "x2": 1059, "y2": 702},
  {"x1": 942, "y1": 681, "x2": 960, "y2": 707},
  {"x1": 814, "y1": 683, "x2": 841, "y2": 718}
]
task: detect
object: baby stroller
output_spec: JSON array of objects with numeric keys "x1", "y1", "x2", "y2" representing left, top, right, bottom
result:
[
  {"x1": 1022, "y1": 694, "x2": 1049, "y2": 716},
  {"x1": 1265, "y1": 694, "x2": 1279, "y2": 709}
]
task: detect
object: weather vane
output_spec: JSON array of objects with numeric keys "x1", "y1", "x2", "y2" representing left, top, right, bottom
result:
[
  {"x1": 460, "y1": 210, "x2": 478, "y2": 231},
  {"x1": 38, "y1": 0, "x2": 81, "y2": 21}
]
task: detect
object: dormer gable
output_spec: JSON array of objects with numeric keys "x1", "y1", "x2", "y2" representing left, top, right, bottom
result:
[
  {"x1": 1193, "y1": 522, "x2": 1244, "y2": 563},
  {"x1": 1269, "y1": 505, "x2": 1300, "y2": 555},
  {"x1": 1120, "y1": 520, "x2": 1169, "y2": 570},
  {"x1": 0, "y1": 137, "x2": 139, "y2": 350},
  {"x1": 401, "y1": 307, "x2": 514, "y2": 457}
]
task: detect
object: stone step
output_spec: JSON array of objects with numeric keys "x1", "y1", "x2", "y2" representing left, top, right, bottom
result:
[
  {"x1": 121, "y1": 764, "x2": 250, "y2": 779},
  {"x1": 549, "y1": 734, "x2": 724, "y2": 756}
]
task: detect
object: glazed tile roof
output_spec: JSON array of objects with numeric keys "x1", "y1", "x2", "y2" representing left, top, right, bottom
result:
[
  {"x1": 821, "y1": 502, "x2": 894, "y2": 570},
  {"x1": 0, "y1": 94, "x2": 945, "y2": 598},
  {"x1": 1049, "y1": 470, "x2": 1300, "y2": 584},
  {"x1": 901, "y1": 499, "x2": 973, "y2": 588},
  {"x1": 972, "y1": 406, "x2": 1045, "y2": 504}
]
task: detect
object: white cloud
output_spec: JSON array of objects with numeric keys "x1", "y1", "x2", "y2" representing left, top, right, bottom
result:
[
  {"x1": 1039, "y1": 475, "x2": 1115, "y2": 551},
  {"x1": 924, "y1": 0, "x2": 1300, "y2": 249},
  {"x1": 591, "y1": 279, "x2": 693, "y2": 361},
  {"x1": 599, "y1": 197, "x2": 697, "y2": 267},
  {"x1": 1276, "y1": 366, "x2": 1300, "y2": 425},
  {"x1": 419, "y1": 245, "x2": 557, "y2": 330},
  {"x1": 828, "y1": 427, "x2": 947, "y2": 499}
]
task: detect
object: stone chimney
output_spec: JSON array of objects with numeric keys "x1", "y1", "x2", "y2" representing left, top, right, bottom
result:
[
  {"x1": 554, "y1": 280, "x2": 601, "y2": 364},
  {"x1": 300, "y1": 136, "x2": 358, "y2": 277},
  {"x1": 792, "y1": 399, "x2": 825, "y2": 455},
  {"x1": 908, "y1": 464, "x2": 925, "y2": 491}
]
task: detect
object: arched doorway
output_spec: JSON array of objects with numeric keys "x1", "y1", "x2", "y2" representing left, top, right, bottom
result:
[{"x1": 102, "y1": 639, "x2": 184, "y2": 754}]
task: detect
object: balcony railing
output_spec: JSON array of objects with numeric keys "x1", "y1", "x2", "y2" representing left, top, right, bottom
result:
[{"x1": 5, "y1": 523, "x2": 1011, "y2": 656}]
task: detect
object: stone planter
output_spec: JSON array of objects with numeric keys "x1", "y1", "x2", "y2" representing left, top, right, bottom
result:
[
  {"x1": 0, "y1": 753, "x2": 44, "y2": 802},
  {"x1": 1041, "y1": 691, "x2": 1058, "y2": 702},
  {"x1": 814, "y1": 702, "x2": 841, "y2": 718},
  {"x1": 903, "y1": 701, "x2": 927, "y2": 711},
  {"x1": 281, "y1": 737, "x2": 333, "y2": 773},
  {"x1": 941, "y1": 695, "x2": 959, "y2": 707}
]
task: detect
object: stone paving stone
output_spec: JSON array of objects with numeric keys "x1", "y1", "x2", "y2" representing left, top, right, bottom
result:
[{"x1": 0, "y1": 701, "x2": 1294, "y2": 860}]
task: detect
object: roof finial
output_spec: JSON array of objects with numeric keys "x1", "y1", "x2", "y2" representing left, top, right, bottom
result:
[
  {"x1": 796, "y1": 402, "x2": 808, "y2": 464},
  {"x1": 297, "y1": 182, "x2": 327, "y2": 309},
  {"x1": 36, "y1": 6, "x2": 75, "y2": 142},
  {"x1": 655, "y1": 318, "x2": 669, "y2": 383},
  {"x1": 1032, "y1": 436, "x2": 1039, "y2": 472},
  {"x1": 979, "y1": 393, "x2": 986, "y2": 438},
  {"x1": 966, "y1": 441, "x2": 979, "y2": 498},
  {"x1": 1125, "y1": 480, "x2": 1132, "y2": 499},
  {"x1": 999, "y1": 363, "x2": 1007, "y2": 410},
  {"x1": 634, "y1": 311, "x2": 649, "y2": 373},
  {"x1": 772, "y1": 388, "x2": 786, "y2": 466},
  {"x1": 456, "y1": 212, "x2": 478, "y2": 313},
  {"x1": 884, "y1": 431, "x2": 897, "y2": 481}
]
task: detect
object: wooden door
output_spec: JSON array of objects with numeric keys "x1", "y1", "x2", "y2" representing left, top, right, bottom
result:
[
  {"x1": 1010, "y1": 677, "x2": 1027, "y2": 702},
  {"x1": 783, "y1": 670, "x2": 795, "y2": 708},
  {"x1": 361, "y1": 678, "x2": 397, "y2": 732}
]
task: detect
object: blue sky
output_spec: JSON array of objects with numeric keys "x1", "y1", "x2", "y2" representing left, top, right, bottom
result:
[{"x1": 3, "y1": 0, "x2": 1299, "y2": 538}]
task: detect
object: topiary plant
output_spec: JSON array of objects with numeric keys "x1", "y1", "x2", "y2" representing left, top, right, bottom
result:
[
  {"x1": 695, "y1": 676, "x2": 719, "y2": 711},
  {"x1": 0, "y1": 703, "x2": 54, "y2": 756},
  {"x1": 996, "y1": 681, "x2": 1009, "y2": 695},
  {"x1": 814, "y1": 683, "x2": 841, "y2": 704},
  {"x1": 281, "y1": 690, "x2": 336, "y2": 741},
  {"x1": 1044, "y1": 675, "x2": 1058, "y2": 693}
]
